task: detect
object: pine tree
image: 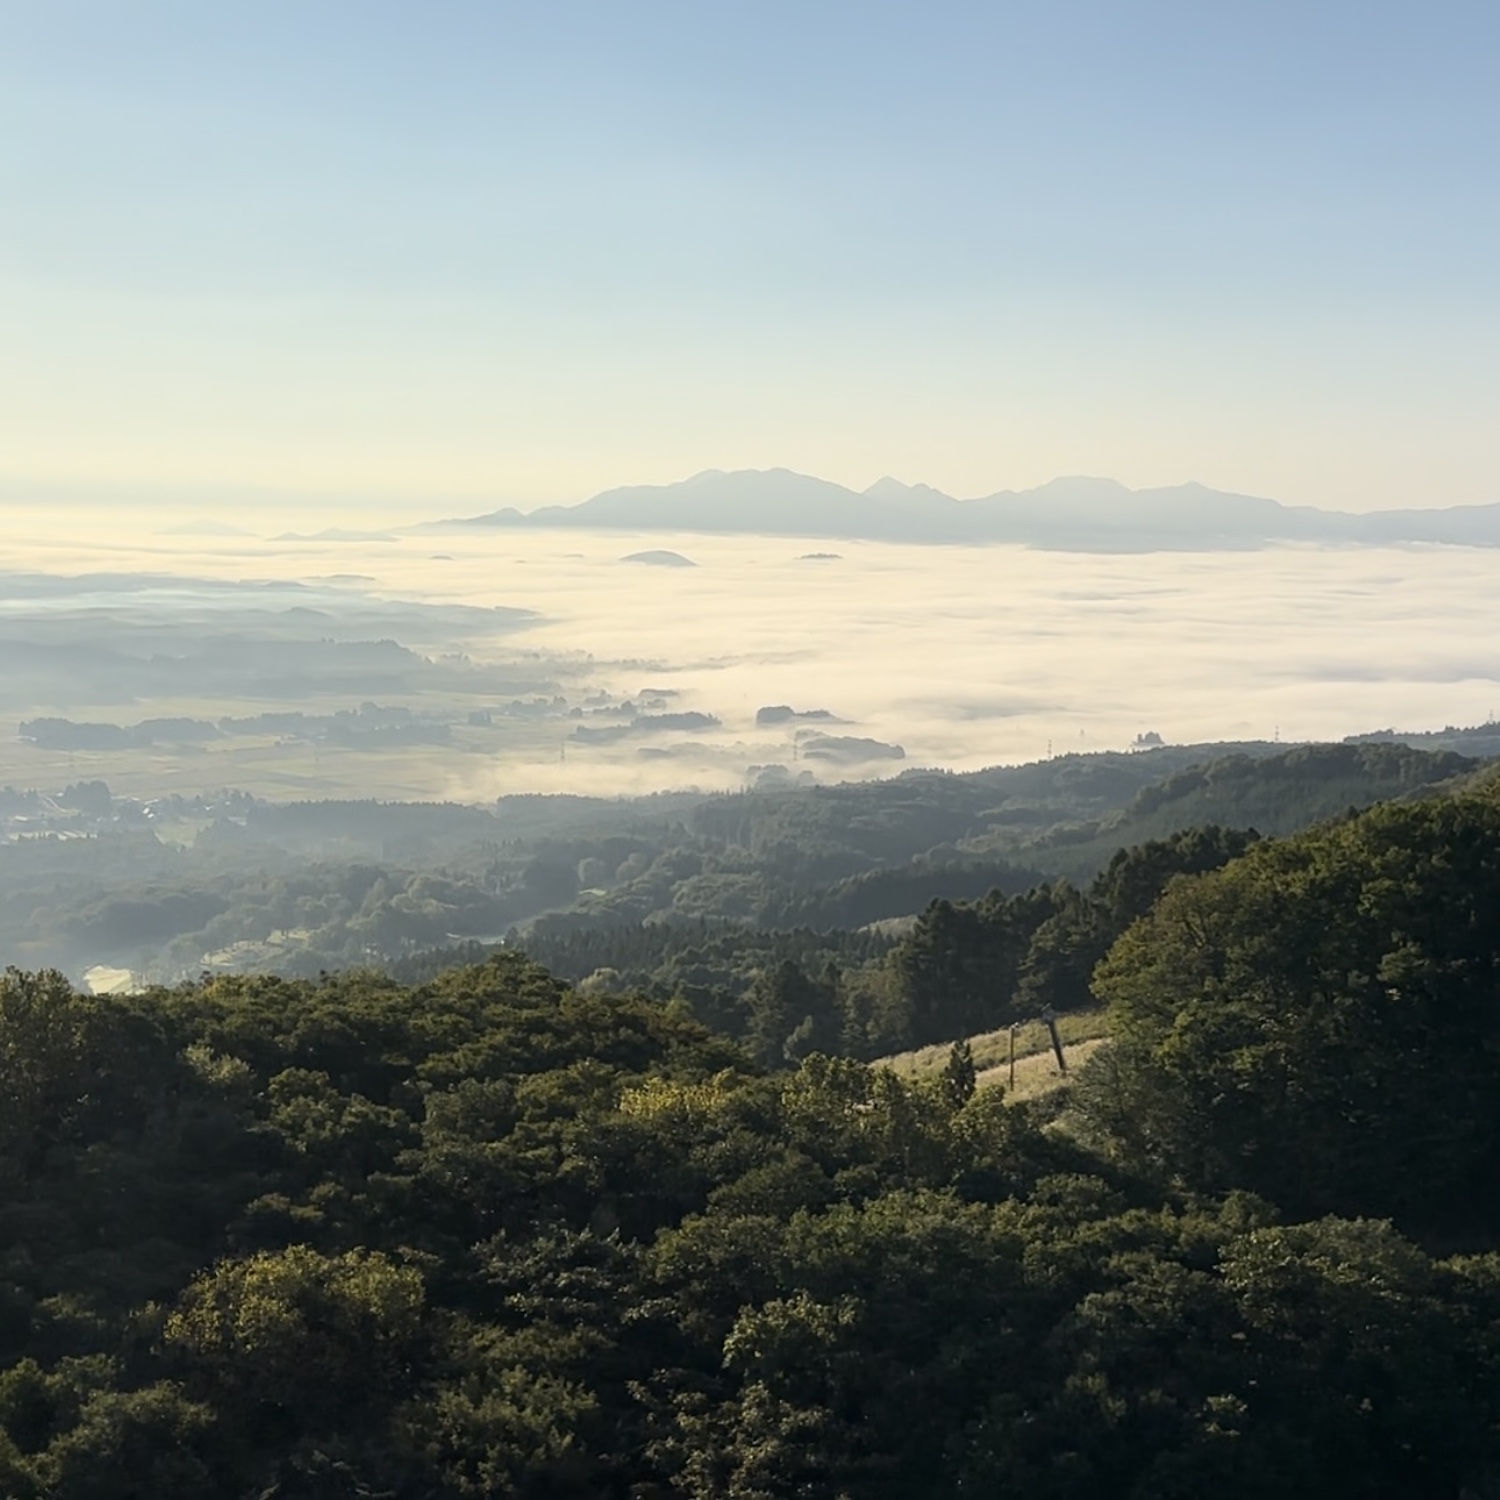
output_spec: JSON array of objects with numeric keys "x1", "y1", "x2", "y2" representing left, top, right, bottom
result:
[{"x1": 942, "y1": 1038, "x2": 977, "y2": 1106}]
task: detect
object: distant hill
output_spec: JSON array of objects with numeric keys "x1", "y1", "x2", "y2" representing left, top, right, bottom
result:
[
  {"x1": 1010, "y1": 740, "x2": 1479, "y2": 879},
  {"x1": 438, "y1": 467, "x2": 1500, "y2": 550},
  {"x1": 621, "y1": 549, "x2": 695, "y2": 567}
]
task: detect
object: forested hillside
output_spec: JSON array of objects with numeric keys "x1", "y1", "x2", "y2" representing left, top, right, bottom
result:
[
  {"x1": 400, "y1": 742, "x2": 1479, "y2": 1067},
  {"x1": 4, "y1": 771, "x2": 1500, "y2": 1495},
  {"x1": 1, "y1": 739, "x2": 1471, "y2": 987},
  {"x1": 503, "y1": 824, "x2": 1259, "y2": 1065}
]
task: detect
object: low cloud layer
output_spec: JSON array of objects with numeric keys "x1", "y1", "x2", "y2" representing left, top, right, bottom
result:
[{"x1": 2, "y1": 498, "x2": 1497, "y2": 800}]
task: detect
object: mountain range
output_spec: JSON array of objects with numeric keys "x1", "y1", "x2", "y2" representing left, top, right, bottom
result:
[{"x1": 438, "y1": 469, "x2": 1500, "y2": 550}]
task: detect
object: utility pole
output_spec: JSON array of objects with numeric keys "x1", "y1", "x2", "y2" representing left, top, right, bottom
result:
[{"x1": 1041, "y1": 1005, "x2": 1067, "y2": 1075}]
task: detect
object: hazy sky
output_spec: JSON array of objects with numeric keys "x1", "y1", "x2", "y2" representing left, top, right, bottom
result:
[{"x1": 3, "y1": 2, "x2": 1497, "y2": 512}]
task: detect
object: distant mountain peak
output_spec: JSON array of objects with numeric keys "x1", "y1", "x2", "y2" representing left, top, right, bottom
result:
[
  {"x1": 981, "y1": 475, "x2": 1135, "y2": 505},
  {"x1": 863, "y1": 476, "x2": 954, "y2": 504},
  {"x1": 432, "y1": 468, "x2": 1500, "y2": 551}
]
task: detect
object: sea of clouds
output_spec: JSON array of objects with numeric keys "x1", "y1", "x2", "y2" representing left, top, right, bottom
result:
[{"x1": 3, "y1": 496, "x2": 1497, "y2": 799}]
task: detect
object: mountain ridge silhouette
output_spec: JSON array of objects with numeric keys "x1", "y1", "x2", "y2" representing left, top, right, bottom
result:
[{"x1": 437, "y1": 467, "x2": 1500, "y2": 550}]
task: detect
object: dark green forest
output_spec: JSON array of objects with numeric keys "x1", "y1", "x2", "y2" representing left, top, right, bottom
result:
[
  {"x1": 5, "y1": 767, "x2": 1500, "y2": 1496},
  {"x1": 0, "y1": 739, "x2": 1472, "y2": 987}
]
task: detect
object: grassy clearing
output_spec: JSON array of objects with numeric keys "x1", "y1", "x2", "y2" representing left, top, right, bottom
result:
[
  {"x1": 877, "y1": 1010, "x2": 1110, "y2": 1103},
  {"x1": 880, "y1": 1009, "x2": 1110, "y2": 1082},
  {"x1": 977, "y1": 1036, "x2": 1107, "y2": 1100}
]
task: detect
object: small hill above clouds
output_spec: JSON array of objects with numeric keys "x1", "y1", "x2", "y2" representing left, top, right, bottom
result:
[
  {"x1": 621, "y1": 549, "x2": 696, "y2": 567},
  {"x1": 440, "y1": 468, "x2": 1500, "y2": 550}
]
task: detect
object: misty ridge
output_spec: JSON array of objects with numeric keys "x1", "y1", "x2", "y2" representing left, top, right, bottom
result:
[
  {"x1": 436, "y1": 467, "x2": 1500, "y2": 549},
  {"x1": 2, "y1": 734, "x2": 1491, "y2": 991}
]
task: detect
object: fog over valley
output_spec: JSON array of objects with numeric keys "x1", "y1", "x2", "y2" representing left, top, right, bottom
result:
[{"x1": 1, "y1": 490, "x2": 1497, "y2": 801}]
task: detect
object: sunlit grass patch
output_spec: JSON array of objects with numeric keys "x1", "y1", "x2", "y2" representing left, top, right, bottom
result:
[{"x1": 878, "y1": 1008, "x2": 1110, "y2": 1087}]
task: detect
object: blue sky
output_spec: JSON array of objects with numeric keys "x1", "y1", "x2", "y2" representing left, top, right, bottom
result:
[{"x1": 2, "y1": 1, "x2": 1497, "y2": 510}]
